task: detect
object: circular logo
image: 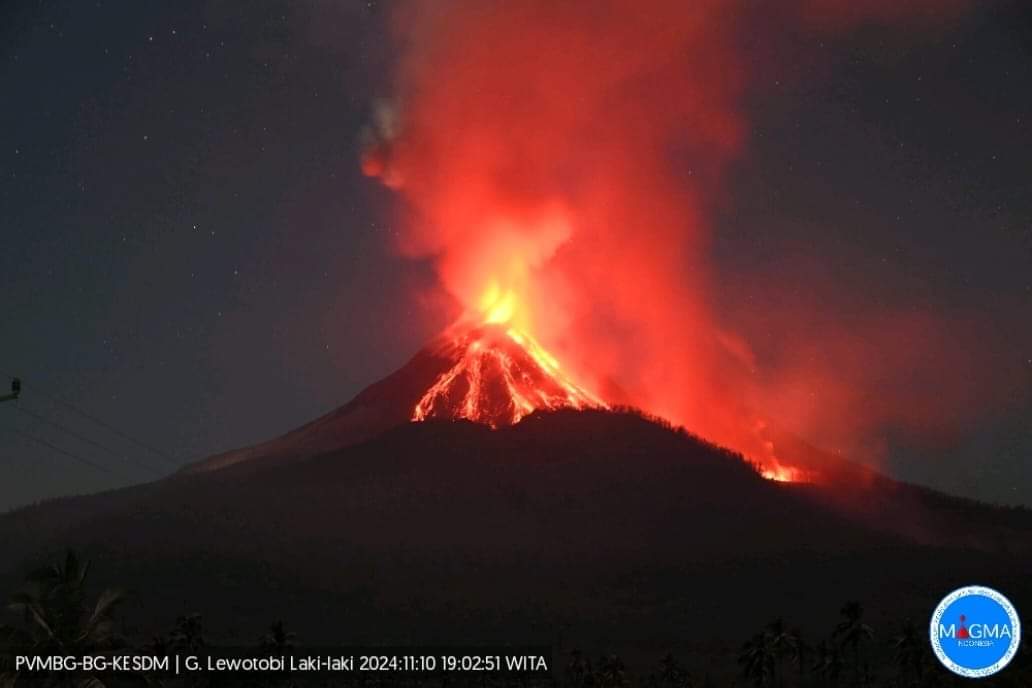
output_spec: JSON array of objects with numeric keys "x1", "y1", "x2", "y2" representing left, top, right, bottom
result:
[{"x1": 930, "y1": 585, "x2": 1021, "y2": 678}]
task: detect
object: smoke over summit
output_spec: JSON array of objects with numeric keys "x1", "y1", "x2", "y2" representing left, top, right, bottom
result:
[{"x1": 361, "y1": 0, "x2": 1013, "y2": 468}]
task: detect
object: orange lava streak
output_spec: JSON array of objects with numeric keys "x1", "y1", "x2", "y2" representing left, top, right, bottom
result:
[{"x1": 412, "y1": 325, "x2": 607, "y2": 429}]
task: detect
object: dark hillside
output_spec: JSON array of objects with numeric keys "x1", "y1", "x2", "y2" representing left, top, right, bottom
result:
[{"x1": 2, "y1": 410, "x2": 1029, "y2": 674}]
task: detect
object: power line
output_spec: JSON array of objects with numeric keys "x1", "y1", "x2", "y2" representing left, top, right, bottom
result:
[
  {"x1": 14, "y1": 404, "x2": 165, "y2": 477},
  {"x1": 10, "y1": 427, "x2": 114, "y2": 475},
  {"x1": 42, "y1": 392, "x2": 181, "y2": 467},
  {"x1": 3, "y1": 374, "x2": 181, "y2": 468}
]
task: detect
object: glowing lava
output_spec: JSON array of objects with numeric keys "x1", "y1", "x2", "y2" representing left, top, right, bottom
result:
[
  {"x1": 412, "y1": 324, "x2": 606, "y2": 428},
  {"x1": 760, "y1": 462, "x2": 806, "y2": 483},
  {"x1": 413, "y1": 285, "x2": 606, "y2": 428},
  {"x1": 411, "y1": 285, "x2": 807, "y2": 484}
]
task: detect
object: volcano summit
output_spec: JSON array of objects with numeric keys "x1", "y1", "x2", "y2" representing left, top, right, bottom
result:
[
  {"x1": 180, "y1": 321, "x2": 610, "y2": 473},
  {"x1": 412, "y1": 324, "x2": 606, "y2": 428}
]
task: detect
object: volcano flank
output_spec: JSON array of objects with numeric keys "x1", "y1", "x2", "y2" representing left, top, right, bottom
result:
[
  {"x1": 180, "y1": 323, "x2": 607, "y2": 473},
  {"x1": 0, "y1": 336, "x2": 1030, "y2": 673}
]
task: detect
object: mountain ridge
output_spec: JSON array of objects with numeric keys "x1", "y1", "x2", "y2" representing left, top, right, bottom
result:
[{"x1": 1, "y1": 408, "x2": 1030, "y2": 664}]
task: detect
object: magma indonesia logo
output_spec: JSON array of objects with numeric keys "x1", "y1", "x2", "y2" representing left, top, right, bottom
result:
[{"x1": 930, "y1": 585, "x2": 1021, "y2": 678}]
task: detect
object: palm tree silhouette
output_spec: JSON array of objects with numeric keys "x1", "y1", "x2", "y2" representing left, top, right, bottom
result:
[
  {"x1": 165, "y1": 612, "x2": 210, "y2": 688},
  {"x1": 169, "y1": 613, "x2": 206, "y2": 653},
  {"x1": 259, "y1": 620, "x2": 296, "y2": 655},
  {"x1": 892, "y1": 618, "x2": 925, "y2": 687},
  {"x1": 647, "y1": 653, "x2": 693, "y2": 688},
  {"x1": 833, "y1": 601, "x2": 874, "y2": 688},
  {"x1": 3, "y1": 550, "x2": 123, "y2": 687},
  {"x1": 739, "y1": 631, "x2": 775, "y2": 687},
  {"x1": 565, "y1": 649, "x2": 592, "y2": 688},
  {"x1": 253, "y1": 622, "x2": 296, "y2": 688},
  {"x1": 786, "y1": 626, "x2": 808, "y2": 688},
  {"x1": 811, "y1": 639, "x2": 843, "y2": 688},
  {"x1": 595, "y1": 654, "x2": 631, "y2": 688},
  {"x1": 765, "y1": 618, "x2": 792, "y2": 687}
]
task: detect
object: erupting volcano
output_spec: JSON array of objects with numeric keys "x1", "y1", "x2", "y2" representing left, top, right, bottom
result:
[
  {"x1": 402, "y1": 281, "x2": 820, "y2": 485},
  {"x1": 353, "y1": 0, "x2": 1019, "y2": 496},
  {"x1": 412, "y1": 323, "x2": 606, "y2": 429}
]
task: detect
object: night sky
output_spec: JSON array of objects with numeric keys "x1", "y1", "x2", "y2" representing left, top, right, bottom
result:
[{"x1": 1, "y1": 1, "x2": 1030, "y2": 511}]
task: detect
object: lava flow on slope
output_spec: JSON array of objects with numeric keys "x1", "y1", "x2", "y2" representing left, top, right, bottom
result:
[
  {"x1": 412, "y1": 323, "x2": 607, "y2": 428},
  {"x1": 406, "y1": 287, "x2": 815, "y2": 484}
]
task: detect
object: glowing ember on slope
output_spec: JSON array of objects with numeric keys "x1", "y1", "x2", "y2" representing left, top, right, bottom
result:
[
  {"x1": 748, "y1": 420, "x2": 814, "y2": 484},
  {"x1": 760, "y1": 461, "x2": 809, "y2": 483}
]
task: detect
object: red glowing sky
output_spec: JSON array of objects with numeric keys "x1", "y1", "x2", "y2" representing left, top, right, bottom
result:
[{"x1": 362, "y1": 0, "x2": 1025, "y2": 471}]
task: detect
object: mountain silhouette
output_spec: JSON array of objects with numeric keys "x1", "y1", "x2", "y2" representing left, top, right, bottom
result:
[
  {"x1": 182, "y1": 323, "x2": 604, "y2": 474},
  {"x1": 1, "y1": 345, "x2": 1031, "y2": 666}
]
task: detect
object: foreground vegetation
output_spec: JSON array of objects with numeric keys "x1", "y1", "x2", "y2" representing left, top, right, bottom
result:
[{"x1": 1, "y1": 552, "x2": 1029, "y2": 687}]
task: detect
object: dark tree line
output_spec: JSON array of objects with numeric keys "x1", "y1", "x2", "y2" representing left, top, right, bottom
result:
[{"x1": 2, "y1": 552, "x2": 1030, "y2": 687}]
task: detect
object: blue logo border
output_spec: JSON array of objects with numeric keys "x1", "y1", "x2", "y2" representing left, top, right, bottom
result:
[{"x1": 929, "y1": 585, "x2": 1021, "y2": 679}]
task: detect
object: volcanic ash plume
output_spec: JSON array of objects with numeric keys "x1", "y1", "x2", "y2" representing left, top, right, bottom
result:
[{"x1": 361, "y1": 0, "x2": 999, "y2": 478}]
